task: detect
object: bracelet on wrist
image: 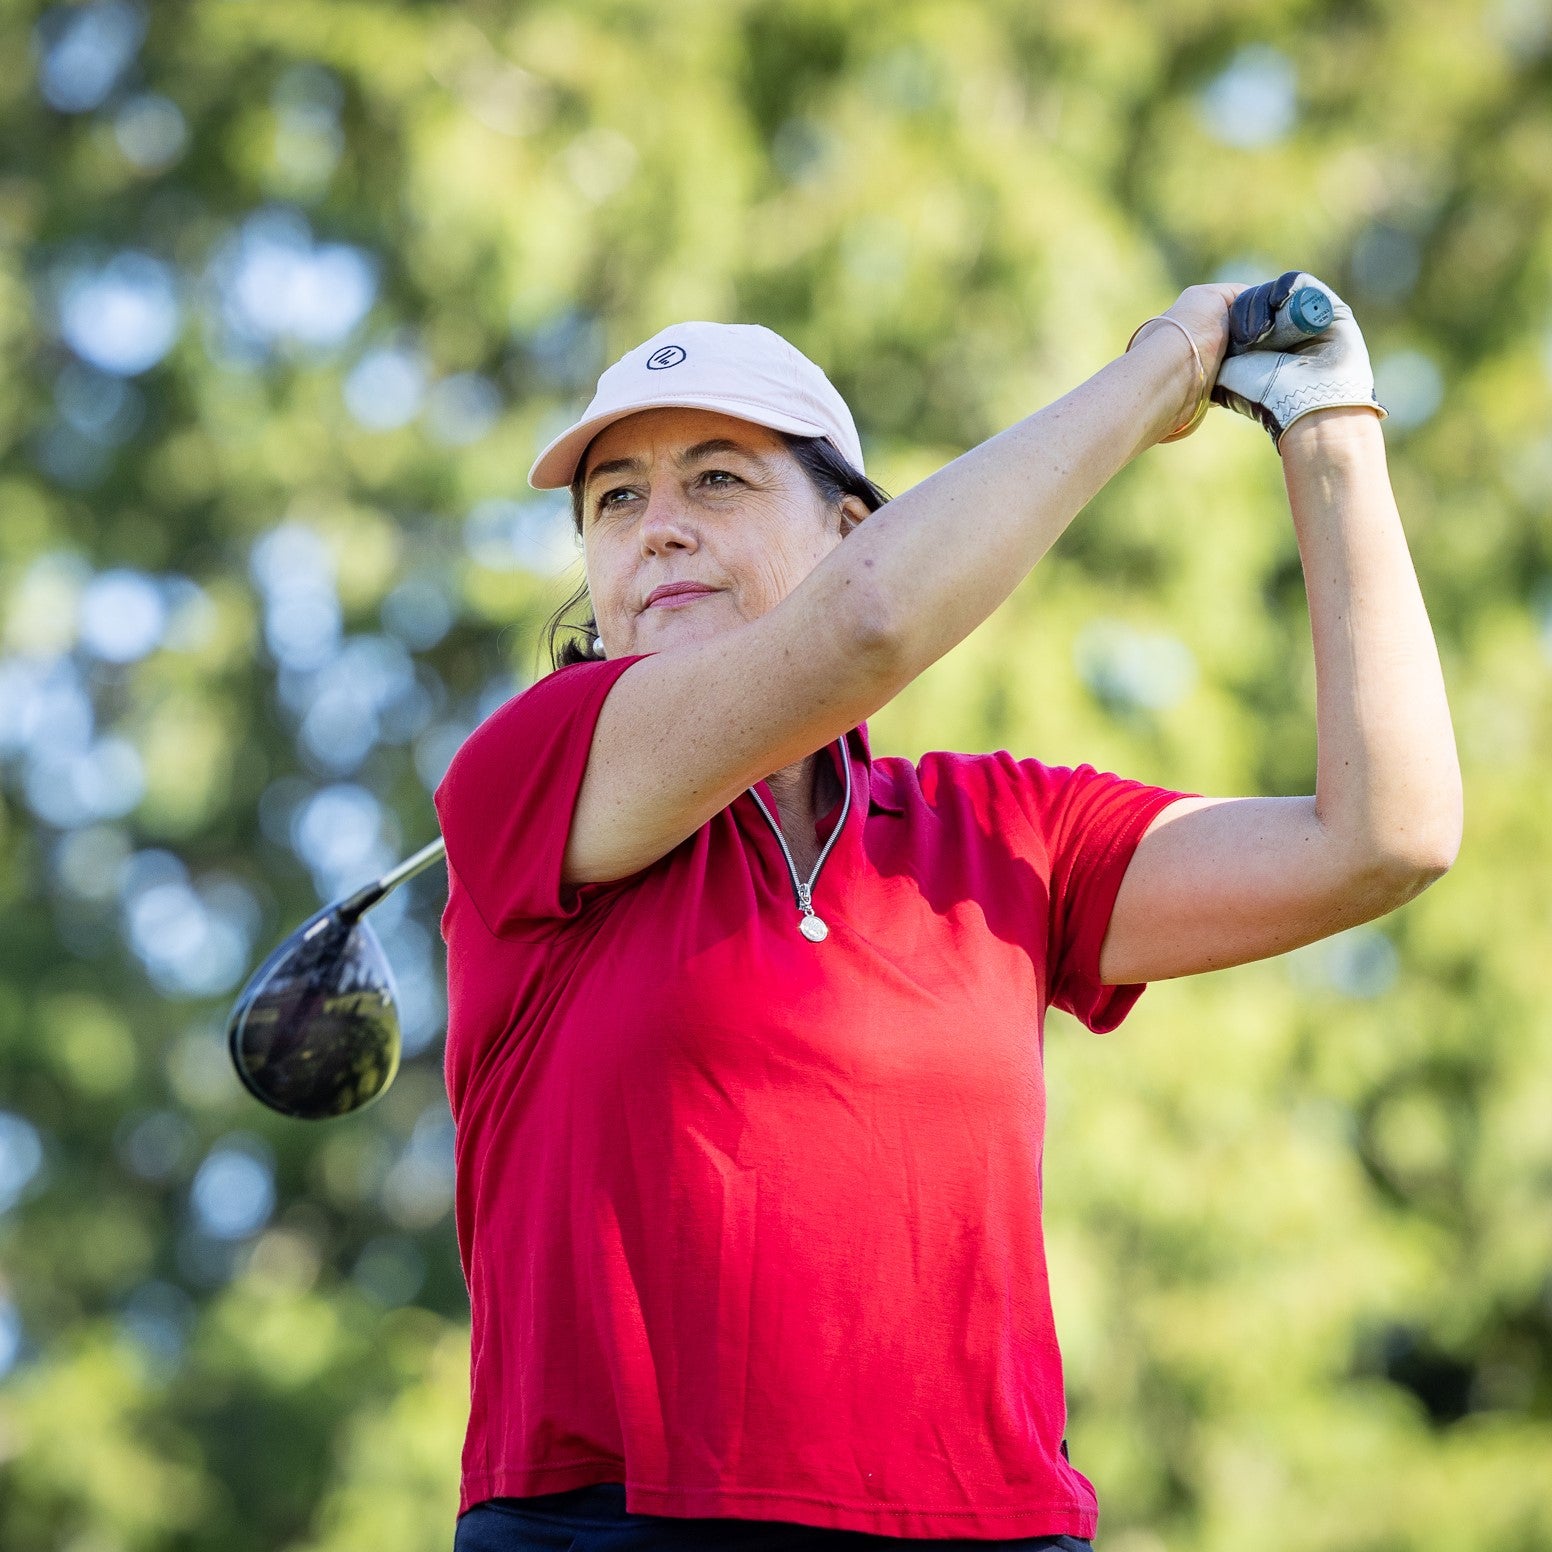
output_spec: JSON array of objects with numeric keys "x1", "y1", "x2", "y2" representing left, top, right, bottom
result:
[{"x1": 1125, "y1": 315, "x2": 1210, "y2": 442}]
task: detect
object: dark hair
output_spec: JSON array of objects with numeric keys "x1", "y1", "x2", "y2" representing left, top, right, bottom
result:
[{"x1": 542, "y1": 431, "x2": 892, "y2": 670}]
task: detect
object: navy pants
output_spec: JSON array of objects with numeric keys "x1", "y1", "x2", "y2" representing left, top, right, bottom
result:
[{"x1": 453, "y1": 1484, "x2": 1094, "y2": 1550}]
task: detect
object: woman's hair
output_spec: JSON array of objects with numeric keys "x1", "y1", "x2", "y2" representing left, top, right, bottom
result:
[{"x1": 542, "y1": 431, "x2": 892, "y2": 670}]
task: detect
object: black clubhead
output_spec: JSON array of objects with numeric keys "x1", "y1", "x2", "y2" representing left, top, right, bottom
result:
[{"x1": 227, "y1": 906, "x2": 402, "y2": 1119}]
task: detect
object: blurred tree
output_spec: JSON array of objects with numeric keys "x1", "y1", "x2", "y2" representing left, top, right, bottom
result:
[{"x1": 0, "y1": 2, "x2": 1548, "y2": 1549}]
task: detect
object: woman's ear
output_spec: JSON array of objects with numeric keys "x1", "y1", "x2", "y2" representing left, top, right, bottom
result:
[{"x1": 837, "y1": 495, "x2": 872, "y2": 537}]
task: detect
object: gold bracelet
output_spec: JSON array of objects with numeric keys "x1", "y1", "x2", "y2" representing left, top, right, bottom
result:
[{"x1": 1126, "y1": 314, "x2": 1210, "y2": 442}]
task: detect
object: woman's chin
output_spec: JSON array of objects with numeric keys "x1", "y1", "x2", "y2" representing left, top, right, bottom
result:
[{"x1": 633, "y1": 603, "x2": 740, "y2": 652}]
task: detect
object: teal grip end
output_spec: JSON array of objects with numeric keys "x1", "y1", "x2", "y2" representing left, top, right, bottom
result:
[{"x1": 1285, "y1": 286, "x2": 1334, "y2": 335}]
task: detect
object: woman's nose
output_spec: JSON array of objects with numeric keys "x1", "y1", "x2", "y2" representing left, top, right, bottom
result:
[{"x1": 638, "y1": 491, "x2": 698, "y2": 554}]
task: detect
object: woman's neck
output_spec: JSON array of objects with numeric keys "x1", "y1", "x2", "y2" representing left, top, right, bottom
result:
[{"x1": 760, "y1": 747, "x2": 842, "y2": 875}]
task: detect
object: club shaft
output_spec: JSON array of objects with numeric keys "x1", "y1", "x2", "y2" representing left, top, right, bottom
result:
[
  {"x1": 338, "y1": 837, "x2": 447, "y2": 922},
  {"x1": 378, "y1": 837, "x2": 448, "y2": 892}
]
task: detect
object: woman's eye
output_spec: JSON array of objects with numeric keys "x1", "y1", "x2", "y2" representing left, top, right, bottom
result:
[{"x1": 593, "y1": 471, "x2": 738, "y2": 516}]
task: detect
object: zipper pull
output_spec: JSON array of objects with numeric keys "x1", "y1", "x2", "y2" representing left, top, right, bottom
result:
[{"x1": 796, "y1": 884, "x2": 829, "y2": 943}]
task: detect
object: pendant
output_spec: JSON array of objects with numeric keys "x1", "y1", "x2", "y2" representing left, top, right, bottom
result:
[{"x1": 799, "y1": 914, "x2": 829, "y2": 943}]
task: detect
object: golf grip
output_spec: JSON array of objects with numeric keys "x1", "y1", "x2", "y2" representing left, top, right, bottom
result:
[
  {"x1": 1221, "y1": 283, "x2": 1335, "y2": 367},
  {"x1": 1284, "y1": 285, "x2": 1333, "y2": 335}
]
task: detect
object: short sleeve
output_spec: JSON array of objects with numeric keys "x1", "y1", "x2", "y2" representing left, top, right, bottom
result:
[
  {"x1": 433, "y1": 655, "x2": 644, "y2": 938},
  {"x1": 1020, "y1": 761, "x2": 1191, "y2": 1033}
]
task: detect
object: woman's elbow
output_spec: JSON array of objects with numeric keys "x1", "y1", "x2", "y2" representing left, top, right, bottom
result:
[
  {"x1": 1403, "y1": 787, "x2": 1464, "y2": 880},
  {"x1": 834, "y1": 572, "x2": 910, "y2": 681},
  {"x1": 1365, "y1": 819, "x2": 1462, "y2": 908}
]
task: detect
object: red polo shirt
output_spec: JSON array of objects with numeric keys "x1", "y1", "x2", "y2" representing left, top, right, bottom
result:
[{"x1": 435, "y1": 655, "x2": 1186, "y2": 1540}]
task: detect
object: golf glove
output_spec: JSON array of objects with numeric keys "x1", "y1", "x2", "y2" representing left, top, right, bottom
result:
[{"x1": 1212, "y1": 271, "x2": 1386, "y2": 446}]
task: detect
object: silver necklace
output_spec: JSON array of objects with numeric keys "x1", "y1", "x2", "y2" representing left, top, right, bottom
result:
[{"x1": 746, "y1": 736, "x2": 852, "y2": 943}]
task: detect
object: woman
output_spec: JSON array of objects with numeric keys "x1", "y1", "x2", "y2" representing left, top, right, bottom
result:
[{"x1": 437, "y1": 279, "x2": 1461, "y2": 1550}]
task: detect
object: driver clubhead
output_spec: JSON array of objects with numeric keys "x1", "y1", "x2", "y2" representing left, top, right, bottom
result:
[{"x1": 227, "y1": 906, "x2": 402, "y2": 1119}]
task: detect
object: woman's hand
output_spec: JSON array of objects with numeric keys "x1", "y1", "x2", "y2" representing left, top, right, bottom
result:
[
  {"x1": 1159, "y1": 281, "x2": 1247, "y2": 378},
  {"x1": 1212, "y1": 272, "x2": 1387, "y2": 446},
  {"x1": 1127, "y1": 282, "x2": 1246, "y2": 444}
]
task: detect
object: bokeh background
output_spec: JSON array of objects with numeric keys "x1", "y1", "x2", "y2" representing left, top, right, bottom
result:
[{"x1": 1, "y1": 2, "x2": 1550, "y2": 1549}]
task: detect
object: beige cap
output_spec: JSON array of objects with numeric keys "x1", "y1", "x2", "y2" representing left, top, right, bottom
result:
[{"x1": 527, "y1": 320, "x2": 865, "y2": 490}]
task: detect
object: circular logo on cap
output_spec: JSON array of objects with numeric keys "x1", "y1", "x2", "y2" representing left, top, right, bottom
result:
[{"x1": 646, "y1": 345, "x2": 687, "y2": 370}]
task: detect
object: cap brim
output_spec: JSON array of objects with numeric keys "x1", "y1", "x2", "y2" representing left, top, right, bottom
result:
[{"x1": 527, "y1": 396, "x2": 843, "y2": 490}]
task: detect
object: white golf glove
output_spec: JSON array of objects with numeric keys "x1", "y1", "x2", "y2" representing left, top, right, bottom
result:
[{"x1": 1212, "y1": 271, "x2": 1387, "y2": 446}]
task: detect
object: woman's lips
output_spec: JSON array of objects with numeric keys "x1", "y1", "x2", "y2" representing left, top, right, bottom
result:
[{"x1": 644, "y1": 583, "x2": 718, "y2": 609}]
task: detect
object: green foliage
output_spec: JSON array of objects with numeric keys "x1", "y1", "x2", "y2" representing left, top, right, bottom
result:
[{"x1": 1, "y1": 1, "x2": 1548, "y2": 1548}]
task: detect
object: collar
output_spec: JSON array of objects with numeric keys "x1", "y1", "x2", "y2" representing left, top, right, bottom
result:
[{"x1": 830, "y1": 721, "x2": 906, "y2": 816}]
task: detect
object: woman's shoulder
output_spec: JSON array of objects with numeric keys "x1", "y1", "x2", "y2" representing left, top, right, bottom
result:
[
  {"x1": 435, "y1": 657, "x2": 641, "y2": 820},
  {"x1": 479, "y1": 657, "x2": 632, "y2": 734},
  {"x1": 875, "y1": 749, "x2": 1135, "y2": 850},
  {"x1": 878, "y1": 747, "x2": 1087, "y2": 804},
  {"x1": 446, "y1": 658, "x2": 636, "y2": 769}
]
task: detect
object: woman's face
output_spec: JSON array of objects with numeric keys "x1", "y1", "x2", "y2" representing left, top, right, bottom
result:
[{"x1": 579, "y1": 406, "x2": 866, "y2": 658}]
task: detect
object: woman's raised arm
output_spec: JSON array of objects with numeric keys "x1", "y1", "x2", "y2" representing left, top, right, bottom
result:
[
  {"x1": 817, "y1": 286, "x2": 1238, "y2": 677},
  {"x1": 565, "y1": 289, "x2": 1239, "y2": 887},
  {"x1": 1098, "y1": 405, "x2": 1462, "y2": 985}
]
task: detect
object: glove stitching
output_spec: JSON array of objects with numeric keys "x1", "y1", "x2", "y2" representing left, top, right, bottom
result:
[{"x1": 1269, "y1": 378, "x2": 1378, "y2": 420}]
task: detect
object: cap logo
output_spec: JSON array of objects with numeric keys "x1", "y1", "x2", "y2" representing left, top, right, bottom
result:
[{"x1": 646, "y1": 345, "x2": 687, "y2": 370}]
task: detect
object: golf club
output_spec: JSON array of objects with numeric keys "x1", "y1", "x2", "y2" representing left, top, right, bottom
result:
[{"x1": 226, "y1": 838, "x2": 446, "y2": 1119}]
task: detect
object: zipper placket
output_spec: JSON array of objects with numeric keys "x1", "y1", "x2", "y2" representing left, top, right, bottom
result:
[{"x1": 747, "y1": 735, "x2": 852, "y2": 943}]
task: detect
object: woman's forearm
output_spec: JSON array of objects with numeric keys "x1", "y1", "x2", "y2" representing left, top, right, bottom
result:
[
  {"x1": 1280, "y1": 408, "x2": 1462, "y2": 875},
  {"x1": 801, "y1": 322, "x2": 1200, "y2": 683}
]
